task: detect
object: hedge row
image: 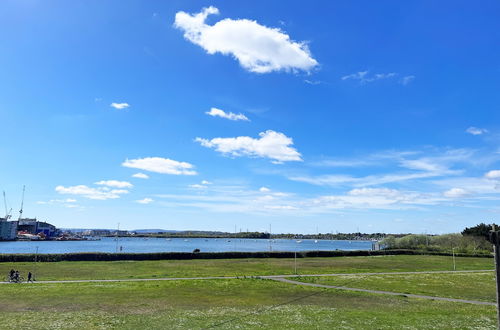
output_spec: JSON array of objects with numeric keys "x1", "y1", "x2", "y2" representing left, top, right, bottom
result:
[{"x1": 0, "y1": 249, "x2": 492, "y2": 262}]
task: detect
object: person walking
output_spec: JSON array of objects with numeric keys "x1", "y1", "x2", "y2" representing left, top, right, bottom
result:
[{"x1": 27, "y1": 272, "x2": 33, "y2": 283}]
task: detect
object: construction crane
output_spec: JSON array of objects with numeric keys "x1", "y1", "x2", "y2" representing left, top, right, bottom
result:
[
  {"x1": 3, "y1": 191, "x2": 12, "y2": 220},
  {"x1": 18, "y1": 185, "x2": 25, "y2": 221}
]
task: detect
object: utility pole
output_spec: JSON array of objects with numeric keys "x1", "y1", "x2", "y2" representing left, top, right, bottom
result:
[
  {"x1": 294, "y1": 251, "x2": 297, "y2": 275},
  {"x1": 487, "y1": 224, "x2": 500, "y2": 329},
  {"x1": 452, "y1": 247, "x2": 456, "y2": 271},
  {"x1": 34, "y1": 246, "x2": 38, "y2": 280}
]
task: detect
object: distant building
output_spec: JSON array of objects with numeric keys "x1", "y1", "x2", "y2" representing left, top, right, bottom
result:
[
  {"x1": 0, "y1": 220, "x2": 18, "y2": 240},
  {"x1": 82, "y1": 229, "x2": 112, "y2": 236}
]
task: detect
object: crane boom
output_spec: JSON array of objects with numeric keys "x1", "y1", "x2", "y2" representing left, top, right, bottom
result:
[
  {"x1": 3, "y1": 191, "x2": 7, "y2": 218},
  {"x1": 18, "y1": 185, "x2": 25, "y2": 221}
]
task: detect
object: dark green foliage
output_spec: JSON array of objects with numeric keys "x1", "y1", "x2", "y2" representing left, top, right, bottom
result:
[
  {"x1": 0, "y1": 249, "x2": 491, "y2": 263},
  {"x1": 462, "y1": 223, "x2": 498, "y2": 239}
]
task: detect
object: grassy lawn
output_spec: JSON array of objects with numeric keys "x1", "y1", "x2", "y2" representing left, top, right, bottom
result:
[
  {"x1": 0, "y1": 255, "x2": 494, "y2": 281},
  {"x1": 0, "y1": 279, "x2": 496, "y2": 329},
  {"x1": 295, "y1": 271, "x2": 496, "y2": 302}
]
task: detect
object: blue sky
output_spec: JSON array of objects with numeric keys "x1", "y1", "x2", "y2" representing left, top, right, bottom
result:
[{"x1": 1, "y1": 0, "x2": 500, "y2": 233}]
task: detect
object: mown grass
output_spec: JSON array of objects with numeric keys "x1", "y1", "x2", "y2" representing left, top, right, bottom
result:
[
  {"x1": 0, "y1": 279, "x2": 496, "y2": 329},
  {"x1": 0, "y1": 254, "x2": 493, "y2": 281},
  {"x1": 296, "y1": 271, "x2": 496, "y2": 302}
]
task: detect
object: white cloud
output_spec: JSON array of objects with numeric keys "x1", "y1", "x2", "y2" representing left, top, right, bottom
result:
[
  {"x1": 189, "y1": 184, "x2": 207, "y2": 189},
  {"x1": 122, "y1": 157, "x2": 197, "y2": 175},
  {"x1": 400, "y1": 75, "x2": 415, "y2": 85},
  {"x1": 110, "y1": 102, "x2": 130, "y2": 110},
  {"x1": 259, "y1": 187, "x2": 271, "y2": 192},
  {"x1": 443, "y1": 188, "x2": 469, "y2": 198},
  {"x1": 195, "y1": 130, "x2": 302, "y2": 163},
  {"x1": 485, "y1": 170, "x2": 500, "y2": 180},
  {"x1": 341, "y1": 71, "x2": 397, "y2": 84},
  {"x1": 37, "y1": 198, "x2": 77, "y2": 205},
  {"x1": 132, "y1": 173, "x2": 149, "y2": 179},
  {"x1": 206, "y1": 107, "x2": 249, "y2": 121},
  {"x1": 174, "y1": 7, "x2": 318, "y2": 73},
  {"x1": 466, "y1": 127, "x2": 488, "y2": 135},
  {"x1": 95, "y1": 180, "x2": 133, "y2": 188},
  {"x1": 55, "y1": 185, "x2": 129, "y2": 200},
  {"x1": 136, "y1": 198, "x2": 154, "y2": 204},
  {"x1": 201, "y1": 180, "x2": 212, "y2": 185}
]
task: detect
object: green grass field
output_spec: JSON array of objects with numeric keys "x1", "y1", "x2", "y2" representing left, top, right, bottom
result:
[
  {"x1": 0, "y1": 254, "x2": 493, "y2": 280},
  {"x1": 0, "y1": 279, "x2": 496, "y2": 329},
  {"x1": 296, "y1": 271, "x2": 496, "y2": 302},
  {"x1": 0, "y1": 255, "x2": 496, "y2": 329}
]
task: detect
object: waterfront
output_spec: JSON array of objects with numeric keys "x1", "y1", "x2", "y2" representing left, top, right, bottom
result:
[{"x1": 0, "y1": 237, "x2": 373, "y2": 254}]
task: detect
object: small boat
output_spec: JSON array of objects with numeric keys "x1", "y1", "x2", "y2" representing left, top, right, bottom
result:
[
  {"x1": 314, "y1": 240, "x2": 318, "y2": 243},
  {"x1": 296, "y1": 240, "x2": 302, "y2": 243}
]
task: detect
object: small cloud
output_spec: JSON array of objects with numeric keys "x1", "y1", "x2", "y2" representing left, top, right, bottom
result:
[
  {"x1": 443, "y1": 188, "x2": 469, "y2": 198},
  {"x1": 122, "y1": 157, "x2": 197, "y2": 175},
  {"x1": 485, "y1": 170, "x2": 500, "y2": 180},
  {"x1": 110, "y1": 102, "x2": 130, "y2": 110},
  {"x1": 304, "y1": 79, "x2": 322, "y2": 85},
  {"x1": 195, "y1": 130, "x2": 302, "y2": 163},
  {"x1": 189, "y1": 184, "x2": 207, "y2": 189},
  {"x1": 95, "y1": 180, "x2": 133, "y2": 188},
  {"x1": 259, "y1": 187, "x2": 271, "y2": 193},
  {"x1": 206, "y1": 107, "x2": 249, "y2": 121},
  {"x1": 201, "y1": 180, "x2": 212, "y2": 185},
  {"x1": 132, "y1": 173, "x2": 149, "y2": 179},
  {"x1": 174, "y1": 7, "x2": 318, "y2": 73},
  {"x1": 342, "y1": 71, "x2": 398, "y2": 84},
  {"x1": 466, "y1": 127, "x2": 488, "y2": 136},
  {"x1": 136, "y1": 198, "x2": 154, "y2": 204},
  {"x1": 400, "y1": 75, "x2": 415, "y2": 85}
]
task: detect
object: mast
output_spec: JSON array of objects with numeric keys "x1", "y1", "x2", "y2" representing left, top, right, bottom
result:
[
  {"x1": 2, "y1": 191, "x2": 11, "y2": 220},
  {"x1": 18, "y1": 185, "x2": 25, "y2": 221}
]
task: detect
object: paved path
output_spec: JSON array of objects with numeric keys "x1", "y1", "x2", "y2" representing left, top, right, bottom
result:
[
  {"x1": 263, "y1": 269, "x2": 493, "y2": 279},
  {"x1": 1, "y1": 269, "x2": 492, "y2": 285},
  {"x1": 267, "y1": 277, "x2": 496, "y2": 306}
]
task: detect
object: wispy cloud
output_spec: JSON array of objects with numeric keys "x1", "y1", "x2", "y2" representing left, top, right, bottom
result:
[
  {"x1": 466, "y1": 126, "x2": 488, "y2": 135},
  {"x1": 341, "y1": 71, "x2": 397, "y2": 84},
  {"x1": 174, "y1": 7, "x2": 318, "y2": 73},
  {"x1": 55, "y1": 185, "x2": 129, "y2": 200},
  {"x1": 206, "y1": 107, "x2": 249, "y2": 121},
  {"x1": 400, "y1": 75, "x2": 415, "y2": 85},
  {"x1": 136, "y1": 198, "x2": 154, "y2": 204},
  {"x1": 132, "y1": 173, "x2": 149, "y2": 179},
  {"x1": 95, "y1": 180, "x2": 133, "y2": 188},
  {"x1": 122, "y1": 157, "x2": 197, "y2": 175},
  {"x1": 196, "y1": 130, "x2": 302, "y2": 163}
]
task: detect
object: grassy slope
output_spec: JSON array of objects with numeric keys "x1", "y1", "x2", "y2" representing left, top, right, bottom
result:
[
  {"x1": 296, "y1": 272, "x2": 496, "y2": 302},
  {"x1": 0, "y1": 255, "x2": 493, "y2": 281},
  {"x1": 0, "y1": 279, "x2": 496, "y2": 329}
]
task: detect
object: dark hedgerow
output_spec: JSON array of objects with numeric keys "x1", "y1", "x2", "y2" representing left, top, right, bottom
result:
[{"x1": 0, "y1": 249, "x2": 492, "y2": 263}]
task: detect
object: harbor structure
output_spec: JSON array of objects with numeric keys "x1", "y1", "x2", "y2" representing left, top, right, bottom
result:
[{"x1": 0, "y1": 191, "x2": 17, "y2": 240}]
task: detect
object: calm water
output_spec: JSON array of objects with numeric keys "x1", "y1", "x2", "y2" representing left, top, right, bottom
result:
[{"x1": 0, "y1": 237, "x2": 373, "y2": 254}]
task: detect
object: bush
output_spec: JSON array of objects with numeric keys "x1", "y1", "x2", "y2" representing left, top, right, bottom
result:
[{"x1": 0, "y1": 249, "x2": 491, "y2": 263}]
